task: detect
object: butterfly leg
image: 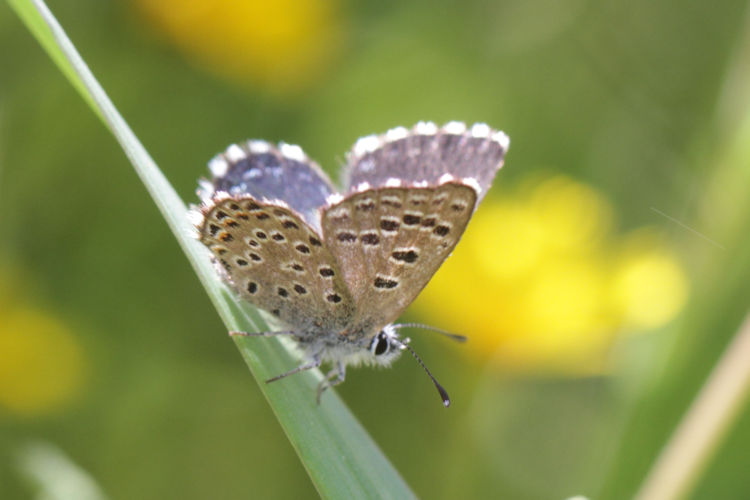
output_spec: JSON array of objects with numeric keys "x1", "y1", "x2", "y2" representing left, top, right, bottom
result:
[
  {"x1": 265, "y1": 357, "x2": 321, "y2": 383},
  {"x1": 229, "y1": 330, "x2": 297, "y2": 337},
  {"x1": 316, "y1": 362, "x2": 346, "y2": 404}
]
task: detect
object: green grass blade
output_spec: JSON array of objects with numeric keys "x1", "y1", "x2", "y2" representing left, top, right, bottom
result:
[{"x1": 8, "y1": 0, "x2": 416, "y2": 497}]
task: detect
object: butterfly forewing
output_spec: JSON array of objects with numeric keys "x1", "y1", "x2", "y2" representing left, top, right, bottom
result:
[
  {"x1": 322, "y1": 183, "x2": 477, "y2": 334},
  {"x1": 198, "y1": 196, "x2": 354, "y2": 333}
]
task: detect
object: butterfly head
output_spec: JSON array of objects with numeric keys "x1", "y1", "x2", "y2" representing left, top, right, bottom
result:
[
  {"x1": 367, "y1": 324, "x2": 405, "y2": 366},
  {"x1": 365, "y1": 324, "x2": 454, "y2": 407}
]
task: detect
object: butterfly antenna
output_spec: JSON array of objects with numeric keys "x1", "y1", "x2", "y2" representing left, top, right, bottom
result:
[
  {"x1": 392, "y1": 322, "x2": 467, "y2": 343},
  {"x1": 397, "y1": 341, "x2": 452, "y2": 407}
]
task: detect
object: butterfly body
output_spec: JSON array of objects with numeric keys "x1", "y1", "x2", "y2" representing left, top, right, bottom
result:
[{"x1": 191, "y1": 121, "x2": 508, "y2": 404}]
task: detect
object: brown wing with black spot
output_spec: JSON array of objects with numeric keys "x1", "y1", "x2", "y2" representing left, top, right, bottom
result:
[
  {"x1": 321, "y1": 183, "x2": 477, "y2": 336},
  {"x1": 198, "y1": 196, "x2": 354, "y2": 333}
]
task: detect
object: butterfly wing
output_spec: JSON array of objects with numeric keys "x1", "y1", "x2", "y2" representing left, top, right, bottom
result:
[
  {"x1": 344, "y1": 121, "x2": 509, "y2": 206},
  {"x1": 200, "y1": 140, "x2": 336, "y2": 231},
  {"x1": 321, "y1": 122, "x2": 508, "y2": 335},
  {"x1": 196, "y1": 195, "x2": 354, "y2": 333},
  {"x1": 321, "y1": 183, "x2": 477, "y2": 334}
]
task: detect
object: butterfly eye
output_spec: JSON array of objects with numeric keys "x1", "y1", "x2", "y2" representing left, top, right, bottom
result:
[{"x1": 372, "y1": 332, "x2": 390, "y2": 356}]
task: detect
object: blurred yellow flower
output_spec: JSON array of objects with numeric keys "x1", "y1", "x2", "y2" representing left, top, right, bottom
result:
[
  {"x1": 413, "y1": 175, "x2": 689, "y2": 375},
  {"x1": 611, "y1": 229, "x2": 688, "y2": 330},
  {"x1": 0, "y1": 273, "x2": 86, "y2": 416},
  {"x1": 133, "y1": 0, "x2": 344, "y2": 94}
]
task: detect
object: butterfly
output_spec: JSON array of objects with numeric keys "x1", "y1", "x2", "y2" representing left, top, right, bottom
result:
[{"x1": 190, "y1": 121, "x2": 508, "y2": 406}]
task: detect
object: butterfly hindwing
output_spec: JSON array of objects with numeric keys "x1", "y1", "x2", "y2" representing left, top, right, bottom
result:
[
  {"x1": 203, "y1": 141, "x2": 336, "y2": 231},
  {"x1": 344, "y1": 122, "x2": 508, "y2": 205}
]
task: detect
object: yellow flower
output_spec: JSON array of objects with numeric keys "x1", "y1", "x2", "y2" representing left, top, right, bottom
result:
[
  {"x1": 611, "y1": 229, "x2": 689, "y2": 331},
  {"x1": 413, "y1": 175, "x2": 689, "y2": 375},
  {"x1": 0, "y1": 271, "x2": 86, "y2": 415},
  {"x1": 133, "y1": 0, "x2": 344, "y2": 94}
]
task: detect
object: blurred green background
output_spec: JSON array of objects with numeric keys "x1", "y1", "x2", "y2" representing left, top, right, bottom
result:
[{"x1": 2, "y1": 0, "x2": 750, "y2": 498}]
